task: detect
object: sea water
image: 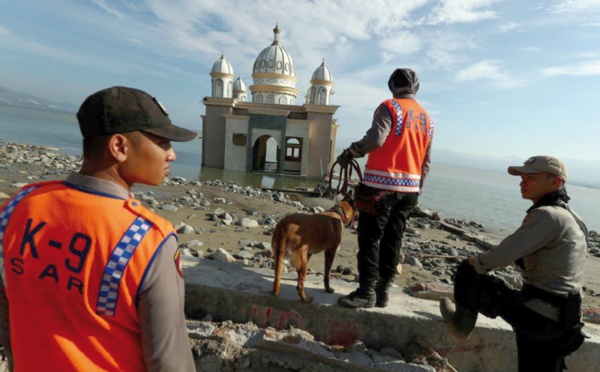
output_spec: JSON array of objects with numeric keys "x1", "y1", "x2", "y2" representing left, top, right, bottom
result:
[{"x1": 1, "y1": 104, "x2": 598, "y2": 234}]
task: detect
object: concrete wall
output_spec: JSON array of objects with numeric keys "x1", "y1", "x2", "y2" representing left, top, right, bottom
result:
[
  {"x1": 223, "y1": 115, "x2": 249, "y2": 172},
  {"x1": 306, "y1": 113, "x2": 332, "y2": 179},
  {"x1": 329, "y1": 121, "x2": 339, "y2": 168},
  {"x1": 302, "y1": 104, "x2": 338, "y2": 179},
  {"x1": 283, "y1": 160, "x2": 301, "y2": 172},
  {"x1": 202, "y1": 98, "x2": 235, "y2": 168}
]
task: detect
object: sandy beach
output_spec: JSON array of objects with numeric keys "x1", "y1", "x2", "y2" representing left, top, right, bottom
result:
[{"x1": 2, "y1": 142, "x2": 600, "y2": 310}]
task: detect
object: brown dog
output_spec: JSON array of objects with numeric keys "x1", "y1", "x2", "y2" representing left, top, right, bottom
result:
[{"x1": 271, "y1": 193, "x2": 356, "y2": 303}]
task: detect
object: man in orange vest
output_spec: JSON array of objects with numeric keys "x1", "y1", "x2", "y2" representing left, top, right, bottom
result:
[
  {"x1": 337, "y1": 68, "x2": 434, "y2": 308},
  {"x1": 0, "y1": 86, "x2": 196, "y2": 371}
]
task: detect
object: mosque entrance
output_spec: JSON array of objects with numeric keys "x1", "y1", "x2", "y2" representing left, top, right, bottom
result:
[{"x1": 252, "y1": 136, "x2": 280, "y2": 173}]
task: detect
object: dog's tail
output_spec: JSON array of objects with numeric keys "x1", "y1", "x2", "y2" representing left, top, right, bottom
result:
[{"x1": 271, "y1": 223, "x2": 287, "y2": 297}]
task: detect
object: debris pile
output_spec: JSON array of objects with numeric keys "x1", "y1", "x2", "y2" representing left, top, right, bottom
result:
[{"x1": 187, "y1": 320, "x2": 455, "y2": 371}]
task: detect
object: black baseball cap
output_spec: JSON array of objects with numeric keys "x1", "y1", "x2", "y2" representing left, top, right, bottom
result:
[{"x1": 76, "y1": 86, "x2": 197, "y2": 142}]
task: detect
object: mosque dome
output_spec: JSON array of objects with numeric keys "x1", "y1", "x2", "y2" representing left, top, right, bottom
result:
[
  {"x1": 311, "y1": 60, "x2": 333, "y2": 82},
  {"x1": 252, "y1": 25, "x2": 295, "y2": 77},
  {"x1": 250, "y1": 25, "x2": 299, "y2": 105},
  {"x1": 233, "y1": 76, "x2": 246, "y2": 91},
  {"x1": 211, "y1": 54, "x2": 234, "y2": 75}
]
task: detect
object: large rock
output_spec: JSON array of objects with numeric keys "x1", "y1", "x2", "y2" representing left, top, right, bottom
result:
[
  {"x1": 210, "y1": 248, "x2": 237, "y2": 263},
  {"x1": 175, "y1": 222, "x2": 195, "y2": 234},
  {"x1": 408, "y1": 281, "x2": 454, "y2": 301},
  {"x1": 237, "y1": 218, "x2": 259, "y2": 228},
  {"x1": 213, "y1": 208, "x2": 226, "y2": 218},
  {"x1": 234, "y1": 251, "x2": 254, "y2": 260},
  {"x1": 405, "y1": 256, "x2": 423, "y2": 268},
  {"x1": 256, "y1": 242, "x2": 271, "y2": 250}
]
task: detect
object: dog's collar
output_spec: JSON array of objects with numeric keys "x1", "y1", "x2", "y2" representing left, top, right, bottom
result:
[{"x1": 332, "y1": 204, "x2": 348, "y2": 224}]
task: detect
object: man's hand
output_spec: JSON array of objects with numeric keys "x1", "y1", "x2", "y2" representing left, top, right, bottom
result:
[
  {"x1": 467, "y1": 256, "x2": 476, "y2": 266},
  {"x1": 336, "y1": 148, "x2": 353, "y2": 167}
]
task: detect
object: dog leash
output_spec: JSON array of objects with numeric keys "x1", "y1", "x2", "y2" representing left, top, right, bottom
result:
[{"x1": 328, "y1": 159, "x2": 363, "y2": 198}]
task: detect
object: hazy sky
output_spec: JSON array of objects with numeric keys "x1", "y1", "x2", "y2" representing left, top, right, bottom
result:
[{"x1": 1, "y1": 0, "x2": 599, "y2": 161}]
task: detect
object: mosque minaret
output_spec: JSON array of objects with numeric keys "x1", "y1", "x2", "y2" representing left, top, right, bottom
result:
[
  {"x1": 308, "y1": 59, "x2": 334, "y2": 105},
  {"x1": 233, "y1": 76, "x2": 247, "y2": 102},
  {"x1": 210, "y1": 54, "x2": 234, "y2": 98}
]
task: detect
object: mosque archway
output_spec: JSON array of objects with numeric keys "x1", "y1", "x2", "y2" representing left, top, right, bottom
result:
[{"x1": 252, "y1": 135, "x2": 280, "y2": 173}]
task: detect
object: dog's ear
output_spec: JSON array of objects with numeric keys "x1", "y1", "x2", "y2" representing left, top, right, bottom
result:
[{"x1": 342, "y1": 192, "x2": 355, "y2": 209}]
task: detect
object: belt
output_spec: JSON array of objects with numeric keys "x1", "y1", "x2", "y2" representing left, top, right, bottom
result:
[
  {"x1": 521, "y1": 285, "x2": 581, "y2": 324},
  {"x1": 521, "y1": 284, "x2": 571, "y2": 307},
  {"x1": 523, "y1": 298, "x2": 560, "y2": 322}
]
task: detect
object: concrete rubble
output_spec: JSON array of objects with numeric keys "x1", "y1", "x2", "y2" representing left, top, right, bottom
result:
[{"x1": 187, "y1": 320, "x2": 441, "y2": 371}]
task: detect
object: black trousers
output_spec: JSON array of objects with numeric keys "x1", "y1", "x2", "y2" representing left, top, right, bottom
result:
[
  {"x1": 454, "y1": 261, "x2": 584, "y2": 372},
  {"x1": 356, "y1": 192, "x2": 418, "y2": 283}
]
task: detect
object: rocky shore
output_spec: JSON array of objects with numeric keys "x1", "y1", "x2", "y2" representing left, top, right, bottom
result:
[
  {"x1": 2, "y1": 142, "x2": 600, "y2": 370},
  {"x1": 2, "y1": 142, "x2": 599, "y2": 302}
]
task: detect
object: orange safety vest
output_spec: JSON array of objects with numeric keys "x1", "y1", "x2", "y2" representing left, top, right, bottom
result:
[
  {"x1": 0, "y1": 181, "x2": 176, "y2": 371},
  {"x1": 364, "y1": 98, "x2": 434, "y2": 192}
]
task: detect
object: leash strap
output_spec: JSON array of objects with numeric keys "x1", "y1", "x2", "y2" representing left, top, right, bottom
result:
[{"x1": 328, "y1": 159, "x2": 363, "y2": 199}]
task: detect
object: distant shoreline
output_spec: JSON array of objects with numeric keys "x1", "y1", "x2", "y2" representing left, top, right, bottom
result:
[
  {"x1": 337, "y1": 147, "x2": 600, "y2": 191},
  {"x1": 0, "y1": 102, "x2": 76, "y2": 115}
]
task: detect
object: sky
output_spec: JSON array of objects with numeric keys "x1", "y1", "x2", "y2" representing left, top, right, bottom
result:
[{"x1": 1, "y1": 0, "x2": 600, "y2": 162}]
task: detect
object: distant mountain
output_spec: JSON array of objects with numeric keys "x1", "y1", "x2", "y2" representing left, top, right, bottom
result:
[
  {"x1": 432, "y1": 149, "x2": 520, "y2": 173},
  {"x1": 432, "y1": 149, "x2": 600, "y2": 189},
  {"x1": 0, "y1": 86, "x2": 78, "y2": 113}
]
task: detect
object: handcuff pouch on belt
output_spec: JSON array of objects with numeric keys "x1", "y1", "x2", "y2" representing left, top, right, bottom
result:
[{"x1": 520, "y1": 285, "x2": 586, "y2": 355}]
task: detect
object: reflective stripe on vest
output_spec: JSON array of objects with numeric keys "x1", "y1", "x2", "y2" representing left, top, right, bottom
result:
[
  {"x1": 96, "y1": 216, "x2": 153, "y2": 316},
  {"x1": 388, "y1": 99, "x2": 404, "y2": 136},
  {"x1": 0, "y1": 186, "x2": 39, "y2": 284},
  {"x1": 363, "y1": 170, "x2": 421, "y2": 190}
]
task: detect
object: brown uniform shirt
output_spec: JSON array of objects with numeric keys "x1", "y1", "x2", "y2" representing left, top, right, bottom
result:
[{"x1": 474, "y1": 204, "x2": 588, "y2": 296}]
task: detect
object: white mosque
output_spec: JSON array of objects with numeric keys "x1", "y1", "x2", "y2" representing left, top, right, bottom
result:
[{"x1": 201, "y1": 25, "x2": 340, "y2": 178}]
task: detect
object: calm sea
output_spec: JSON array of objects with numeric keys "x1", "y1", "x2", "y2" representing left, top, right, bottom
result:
[{"x1": 1, "y1": 104, "x2": 598, "y2": 235}]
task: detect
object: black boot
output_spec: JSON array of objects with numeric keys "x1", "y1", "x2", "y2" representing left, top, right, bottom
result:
[
  {"x1": 439, "y1": 297, "x2": 478, "y2": 340},
  {"x1": 338, "y1": 277, "x2": 376, "y2": 308},
  {"x1": 375, "y1": 279, "x2": 392, "y2": 308}
]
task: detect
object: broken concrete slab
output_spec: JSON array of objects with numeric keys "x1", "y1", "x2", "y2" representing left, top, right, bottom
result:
[
  {"x1": 183, "y1": 256, "x2": 600, "y2": 372},
  {"x1": 188, "y1": 319, "x2": 438, "y2": 371}
]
